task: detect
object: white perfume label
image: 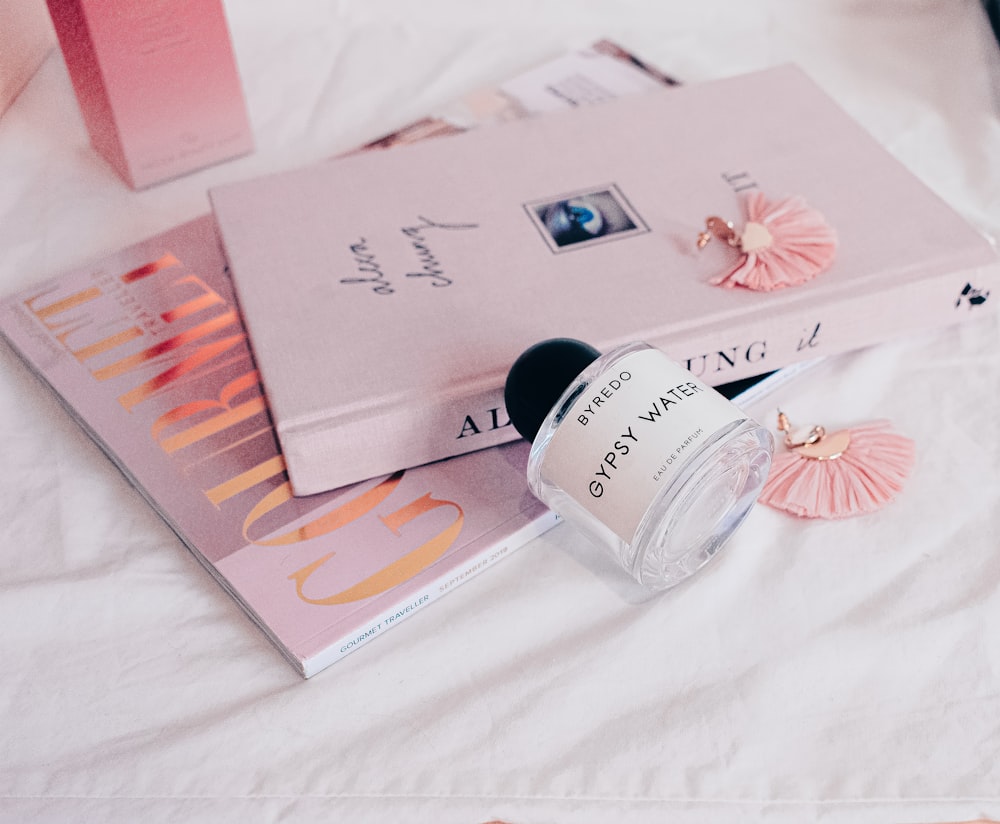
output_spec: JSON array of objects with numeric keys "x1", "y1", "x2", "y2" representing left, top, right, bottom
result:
[{"x1": 542, "y1": 348, "x2": 743, "y2": 543}]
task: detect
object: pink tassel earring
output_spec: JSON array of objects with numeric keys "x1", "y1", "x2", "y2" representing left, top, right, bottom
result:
[
  {"x1": 759, "y1": 411, "x2": 915, "y2": 519},
  {"x1": 697, "y1": 192, "x2": 837, "y2": 291}
]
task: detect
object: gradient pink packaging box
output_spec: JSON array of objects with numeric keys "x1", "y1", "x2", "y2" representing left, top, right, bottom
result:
[
  {"x1": 1, "y1": 0, "x2": 56, "y2": 117},
  {"x1": 45, "y1": 0, "x2": 253, "y2": 189}
]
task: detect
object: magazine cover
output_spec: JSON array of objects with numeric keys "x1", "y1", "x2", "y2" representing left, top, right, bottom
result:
[{"x1": 0, "y1": 215, "x2": 560, "y2": 677}]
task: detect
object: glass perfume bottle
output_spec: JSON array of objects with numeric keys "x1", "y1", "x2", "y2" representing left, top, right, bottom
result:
[{"x1": 504, "y1": 339, "x2": 773, "y2": 590}]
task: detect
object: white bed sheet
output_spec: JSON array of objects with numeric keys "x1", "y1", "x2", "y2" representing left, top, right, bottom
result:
[{"x1": 2, "y1": 2, "x2": 999, "y2": 822}]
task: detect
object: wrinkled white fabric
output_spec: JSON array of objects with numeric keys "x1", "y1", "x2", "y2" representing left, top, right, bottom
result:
[{"x1": 1, "y1": 2, "x2": 999, "y2": 822}]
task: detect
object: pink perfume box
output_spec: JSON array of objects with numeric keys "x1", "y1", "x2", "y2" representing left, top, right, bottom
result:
[
  {"x1": 1, "y1": 0, "x2": 55, "y2": 116},
  {"x1": 45, "y1": 0, "x2": 253, "y2": 189}
]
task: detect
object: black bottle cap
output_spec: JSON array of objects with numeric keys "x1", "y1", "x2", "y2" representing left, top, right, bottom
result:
[{"x1": 504, "y1": 338, "x2": 601, "y2": 443}]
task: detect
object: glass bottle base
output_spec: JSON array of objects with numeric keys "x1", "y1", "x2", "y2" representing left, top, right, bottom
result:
[{"x1": 630, "y1": 420, "x2": 773, "y2": 590}]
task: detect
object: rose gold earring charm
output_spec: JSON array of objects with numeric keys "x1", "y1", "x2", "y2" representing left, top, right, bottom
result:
[{"x1": 697, "y1": 192, "x2": 837, "y2": 291}]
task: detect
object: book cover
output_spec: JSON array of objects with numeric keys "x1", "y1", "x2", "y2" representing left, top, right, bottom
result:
[
  {"x1": 210, "y1": 64, "x2": 1000, "y2": 497},
  {"x1": 0, "y1": 42, "x2": 677, "y2": 677},
  {"x1": 351, "y1": 38, "x2": 675, "y2": 152},
  {"x1": 0, "y1": 216, "x2": 560, "y2": 678}
]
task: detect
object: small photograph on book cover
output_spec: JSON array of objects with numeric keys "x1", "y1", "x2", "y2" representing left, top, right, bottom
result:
[{"x1": 525, "y1": 183, "x2": 648, "y2": 254}]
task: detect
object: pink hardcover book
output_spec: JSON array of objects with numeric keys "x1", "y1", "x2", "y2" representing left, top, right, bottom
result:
[
  {"x1": 0, "y1": 42, "x2": 678, "y2": 677},
  {"x1": 209, "y1": 64, "x2": 1000, "y2": 496}
]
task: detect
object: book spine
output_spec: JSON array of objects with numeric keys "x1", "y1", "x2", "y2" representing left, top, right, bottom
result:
[
  {"x1": 286, "y1": 257, "x2": 998, "y2": 496},
  {"x1": 280, "y1": 382, "x2": 516, "y2": 496},
  {"x1": 658, "y1": 260, "x2": 999, "y2": 383}
]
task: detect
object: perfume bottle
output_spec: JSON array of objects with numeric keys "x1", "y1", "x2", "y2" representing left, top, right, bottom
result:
[{"x1": 504, "y1": 339, "x2": 773, "y2": 590}]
